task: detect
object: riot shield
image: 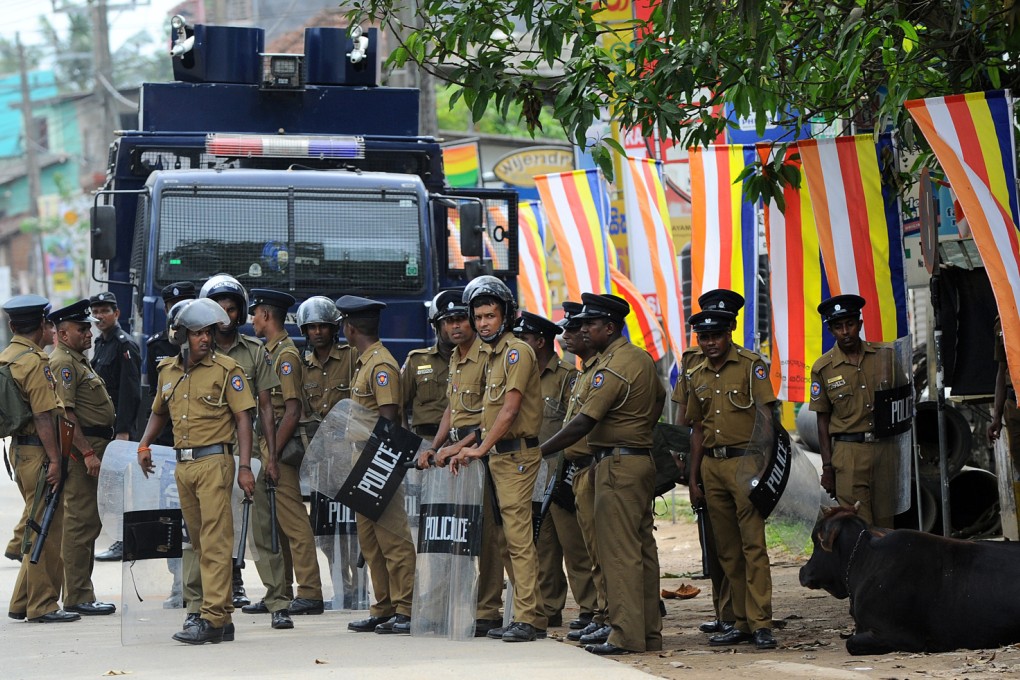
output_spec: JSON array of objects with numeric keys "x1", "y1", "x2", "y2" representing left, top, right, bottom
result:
[
  {"x1": 97, "y1": 440, "x2": 148, "y2": 546},
  {"x1": 410, "y1": 463, "x2": 484, "y2": 640},
  {"x1": 761, "y1": 442, "x2": 821, "y2": 554},
  {"x1": 871, "y1": 337, "x2": 913, "y2": 518},
  {"x1": 308, "y1": 490, "x2": 369, "y2": 610}
]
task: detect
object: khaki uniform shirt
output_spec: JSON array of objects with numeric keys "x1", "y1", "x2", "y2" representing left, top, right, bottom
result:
[
  {"x1": 580, "y1": 336, "x2": 665, "y2": 449},
  {"x1": 447, "y1": 336, "x2": 487, "y2": 430},
  {"x1": 670, "y1": 346, "x2": 703, "y2": 418},
  {"x1": 685, "y1": 344, "x2": 776, "y2": 449},
  {"x1": 538, "y1": 354, "x2": 573, "y2": 443},
  {"x1": 304, "y1": 343, "x2": 357, "y2": 419},
  {"x1": 152, "y1": 352, "x2": 256, "y2": 448},
  {"x1": 0, "y1": 335, "x2": 61, "y2": 435},
  {"x1": 265, "y1": 331, "x2": 305, "y2": 421},
  {"x1": 50, "y1": 343, "x2": 115, "y2": 429},
  {"x1": 351, "y1": 340, "x2": 400, "y2": 414},
  {"x1": 481, "y1": 332, "x2": 542, "y2": 441},
  {"x1": 563, "y1": 355, "x2": 597, "y2": 461},
  {"x1": 809, "y1": 341, "x2": 893, "y2": 434},
  {"x1": 400, "y1": 344, "x2": 450, "y2": 428},
  {"x1": 218, "y1": 333, "x2": 280, "y2": 399}
]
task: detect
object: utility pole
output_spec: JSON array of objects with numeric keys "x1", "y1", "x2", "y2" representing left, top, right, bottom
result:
[
  {"x1": 16, "y1": 33, "x2": 49, "y2": 298},
  {"x1": 90, "y1": 0, "x2": 118, "y2": 144}
]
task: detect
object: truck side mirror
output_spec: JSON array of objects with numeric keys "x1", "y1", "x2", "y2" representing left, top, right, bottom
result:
[
  {"x1": 459, "y1": 202, "x2": 484, "y2": 258},
  {"x1": 91, "y1": 205, "x2": 117, "y2": 261}
]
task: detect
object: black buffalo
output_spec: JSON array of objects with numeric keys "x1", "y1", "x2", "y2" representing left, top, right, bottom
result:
[{"x1": 799, "y1": 506, "x2": 1020, "y2": 655}]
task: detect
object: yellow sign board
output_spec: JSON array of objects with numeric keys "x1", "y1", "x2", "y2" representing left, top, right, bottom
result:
[{"x1": 492, "y1": 146, "x2": 574, "y2": 188}]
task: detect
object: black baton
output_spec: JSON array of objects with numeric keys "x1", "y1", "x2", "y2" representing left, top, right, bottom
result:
[
  {"x1": 267, "y1": 478, "x2": 279, "y2": 554},
  {"x1": 235, "y1": 496, "x2": 252, "y2": 569}
]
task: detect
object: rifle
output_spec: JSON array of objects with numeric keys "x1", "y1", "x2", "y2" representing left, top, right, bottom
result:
[
  {"x1": 235, "y1": 496, "x2": 252, "y2": 568},
  {"x1": 694, "y1": 505, "x2": 711, "y2": 579},
  {"x1": 266, "y1": 476, "x2": 279, "y2": 554},
  {"x1": 531, "y1": 458, "x2": 560, "y2": 544},
  {"x1": 29, "y1": 418, "x2": 74, "y2": 564}
]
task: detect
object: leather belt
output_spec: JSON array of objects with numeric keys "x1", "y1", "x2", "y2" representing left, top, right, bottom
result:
[
  {"x1": 833, "y1": 432, "x2": 876, "y2": 443},
  {"x1": 592, "y1": 446, "x2": 651, "y2": 464},
  {"x1": 81, "y1": 425, "x2": 115, "y2": 439},
  {"x1": 493, "y1": 437, "x2": 540, "y2": 454},
  {"x1": 448, "y1": 426, "x2": 479, "y2": 444},
  {"x1": 413, "y1": 423, "x2": 440, "y2": 437},
  {"x1": 175, "y1": 444, "x2": 229, "y2": 462},
  {"x1": 14, "y1": 435, "x2": 42, "y2": 446},
  {"x1": 708, "y1": 446, "x2": 751, "y2": 459},
  {"x1": 570, "y1": 455, "x2": 594, "y2": 469}
]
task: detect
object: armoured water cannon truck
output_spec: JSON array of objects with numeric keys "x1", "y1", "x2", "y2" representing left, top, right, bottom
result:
[{"x1": 89, "y1": 19, "x2": 518, "y2": 379}]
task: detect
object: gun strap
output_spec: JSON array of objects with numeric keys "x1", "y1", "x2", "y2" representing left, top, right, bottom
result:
[{"x1": 3, "y1": 442, "x2": 11, "y2": 480}]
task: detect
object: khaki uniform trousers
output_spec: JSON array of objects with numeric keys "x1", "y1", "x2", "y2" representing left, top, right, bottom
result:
[
  {"x1": 572, "y1": 463, "x2": 607, "y2": 625},
  {"x1": 176, "y1": 453, "x2": 236, "y2": 627},
  {"x1": 832, "y1": 440, "x2": 894, "y2": 529},
  {"x1": 701, "y1": 453, "x2": 772, "y2": 633},
  {"x1": 488, "y1": 445, "x2": 543, "y2": 627},
  {"x1": 61, "y1": 436, "x2": 108, "y2": 607},
  {"x1": 6, "y1": 503, "x2": 27, "y2": 560},
  {"x1": 356, "y1": 497, "x2": 416, "y2": 618},
  {"x1": 9, "y1": 444, "x2": 64, "y2": 619},
  {"x1": 276, "y1": 459, "x2": 322, "y2": 600},
  {"x1": 537, "y1": 498, "x2": 597, "y2": 620},
  {"x1": 699, "y1": 505, "x2": 734, "y2": 622},
  {"x1": 476, "y1": 463, "x2": 507, "y2": 620},
  {"x1": 594, "y1": 453, "x2": 661, "y2": 652}
]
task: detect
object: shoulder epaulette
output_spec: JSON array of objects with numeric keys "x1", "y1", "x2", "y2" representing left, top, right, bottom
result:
[{"x1": 210, "y1": 353, "x2": 240, "y2": 373}]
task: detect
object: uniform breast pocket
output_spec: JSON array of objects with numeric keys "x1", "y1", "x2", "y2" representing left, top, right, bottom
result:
[
  {"x1": 485, "y1": 374, "x2": 507, "y2": 402},
  {"x1": 828, "y1": 387, "x2": 854, "y2": 416},
  {"x1": 543, "y1": 396, "x2": 567, "y2": 421},
  {"x1": 457, "y1": 388, "x2": 484, "y2": 413},
  {"x1": 417, "y1": 376, "x2": 445, "y2": 403},
  {"x1": 723, "y1": 382, "x2": 753, "y2": 411}
]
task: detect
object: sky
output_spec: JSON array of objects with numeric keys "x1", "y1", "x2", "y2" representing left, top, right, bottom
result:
[{"x1": 4, "y1": 0, "x2": 182, "y2": 53}]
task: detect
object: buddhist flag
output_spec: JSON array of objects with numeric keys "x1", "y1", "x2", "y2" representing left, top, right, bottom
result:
[
  {"x1": 761, "y1": 146, "x2": 834, "y2": 402},
  {"x1": 799, "y1": 134, "x2": 908, "y2": 342},
  {"x1": 689, "y1": 144, "x2": 760, "y2": 349},
  {"x1": 518, "y1": 200, "x2": 551, "y2": 318},
  {"x1": 622, "y1": 157, "x2": 686, "y2": 363},
  {"x1": 610, "y1": 263, "x2": 667, "y2": 361},
  {"x1": 535, "y1": 169, "x2": 613, "y2": 302},
  {"x1": 443, "y1": 141, "x2": 480, "y2": 187},
  {"x1": 906, "y1": 90, "x2": 1020, "y2": 388}
]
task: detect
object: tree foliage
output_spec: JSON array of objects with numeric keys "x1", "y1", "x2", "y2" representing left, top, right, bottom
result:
[{"x1": 345, "y1": 0, "x2": 1020, "y2": 198}]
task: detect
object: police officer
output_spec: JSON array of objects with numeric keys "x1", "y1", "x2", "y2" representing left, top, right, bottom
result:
[
  {"x1": 401, "y1": 292, "x2": 454, "y2": 439},
  {"x1": 672, "y1": 289, "x2": 740, "y2": 637},
  {"x1": 3, "y1": 295, "x2": 78, "y2": 623},
  {"x1": 138, "y1": 298, "x2": 257, "y2": 644},
  {"x1": 540, "y1": 293, "x2": 665, "y2": 655},
  {"x1": 449, "y1": 276, "x2": 545, "y2": 643},
  {"x1": 249, "y1": 288, "x2": 324, "y2": 628},
  {"x1": 48, "y1": 300, "x2": 117, "y2": 617},
  {"x1": 89, "y1": 291, "x2": 140, "y2": 440},
  {"x1": 810, "y1": 294, "x2": 897, "y2": 528},
  {"x1": 512, "y1": 311, "x2": 596, "y2": 630},
  {"x1": 197, "y1": 274, "x2": 287, "y2": 614},
  {"x1": 148, "y1": 282, "x2": 198, "y2": 446},
  {"x1": 685, "y1": 308, "x2": 778, "y2": 650},
  {"x1": 423, "y1": 289, "x2": 504, "y2": 637},
  {"x1": 337, "y1": 295, "x2": 416, "y2": 635}
]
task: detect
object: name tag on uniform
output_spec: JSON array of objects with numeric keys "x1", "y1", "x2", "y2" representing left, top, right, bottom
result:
[
  {"x1": 417, "y1": 364, "x2": 433, "y2": 375},
  {"x1": 826, "y1": 376, "x2": 846, "y2": 388}
]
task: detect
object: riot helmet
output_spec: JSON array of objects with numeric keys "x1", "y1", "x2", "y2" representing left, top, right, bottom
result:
[
  {"x1": 168, "y1": 298, "x2": 230, "y2": 346},
  {"x1": 296, "y1": 296, "x2": 341, "y2": 332},
  {"x1": 199, "y1": 273, "x2": 249, "y2": 325},
  {"x1": 463, "y1": 275, "x2": 516, "y2": 342}
]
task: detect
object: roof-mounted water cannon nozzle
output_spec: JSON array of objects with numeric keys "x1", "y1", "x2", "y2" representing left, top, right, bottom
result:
[
  {"x1": 170, "y1": 15, "x2": 194, "y2": 58},
  {"x1": 347, "y1": 25, "x2": 370, "y2": 64}
]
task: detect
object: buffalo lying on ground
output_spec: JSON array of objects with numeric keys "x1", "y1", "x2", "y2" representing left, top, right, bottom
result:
[{"x1": 799, "y1": 506, "x2": 1020, "y2": 655}]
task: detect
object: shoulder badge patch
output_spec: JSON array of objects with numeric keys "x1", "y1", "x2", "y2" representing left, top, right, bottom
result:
[
  {"x1": 507, "y1": 348, "x2": 520, "y2": 365},
  {"x1": 376, "y1": 371, "x2": 390, "y2": 387},
  {"x1": 281, "y1": 361, "x2": 293, "y2": 376},
  {"x1": 60, "y1": 367, "x2": 72, "y2": 386},
  {"x1": 231, "y1": 375, "x2": 245, "y2": 391},
  {"x1": 592, "y1": 372, "x2": 605, "y2": 389},
  {"x1": 810, "y1": 381, "x2": 821, "y2": 398},
  {"x1": 754, "y1": 364, "x2": 767, "y2": 380},
  {"x1": 43, "y1": 365, "x2": 54, "y2": 385}
]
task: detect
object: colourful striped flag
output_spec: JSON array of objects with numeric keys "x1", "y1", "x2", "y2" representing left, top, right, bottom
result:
[
  {"x1": 622, "y1": 157, "x2": 687, "y2": 363},
  {"x1": 535, "y1": 169, "x2": 613, "y2": 302},
  {"x1": 442, "y1": 141, "x2": 481, "y2": 187},
  {"x1": 799, "y1": 134, "x2": 908, "y2": 342},
  {"x1": 517, "y1": 200, "x2": 552, "y2": 318},
  {"x1": 761, "y1": 146, "x2": 834, "y2": 402},
  {"x1": 906, "y1": 90, "x2": 1020, "y2": 387},
  {"x1": 446, "y1": 206, "x2": 509, "y2": 270},
  {"x1": 610, "y1": 263, "x2": 667, "y2": 361},
  {"x1": 689, "y1": 144, "x2": 760, "y2": 349}
]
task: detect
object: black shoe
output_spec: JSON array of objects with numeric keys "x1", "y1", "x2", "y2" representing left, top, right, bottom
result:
[
  {"x1": 184, "y1": 612, "x2": 201, "y2": 627},
  {"x1": 486, "y1": 625, "x2": 508, "y2": 640},
  {"x1": 699, "y1": 620, "x2": 735, "y2": 634},
  {"x1": 288, "y1": 598, "x2": 324, "y2": 615},
  {"x1": 95, "y1": 541, "x2": 123, "y2": 562},
  {"x1": 753, "y1": 628, "x2": 778, "y2": 650},
  {"x1": 348, "y1": 615, "x2": 393, "y2": 632},
  {"x1": 4, "y1": 550, "x2": 21, "y2": 562},
  {"x1": 579, "y1": 624, "x2": 611, "y2": 645},
  {"x1": 375, "y1": 614, "x2": 411, "y2": 634},
  {"x1": 502, "y1": 621, "x2": 537, "y2": 642},
  {"x1": 546, "y1": 612, "x2": 563, "y2": 628},
  {"x1": 223, "y1": 622, "x2": 235, "y2": 642},
  {"x1": 173, "y1": 619, "x2": 224, "y2": 645},
  {"x1": 585, "y1": 642, "x2": 633, "y2": 655},
  {"x1": 709, "y1": 628, "x2": 754, "y2": 646},
  {"x1": 242, "y1": 599, "x2": 270, "y2": 614},
  {"x1": 272, "y1": 610, "x2": 294, "y2": 630},
  {"x1": 28, "y1": 610, "x2": 81, "y2": 623},
  {"x1": 8, "y1": 611, "x2": 26, "y2": 620},
  {"x1": 569, "y1": 613, "x2": 594, "y2": 630},
  {"x1": 475, "y1": 618, "x2": 502, "y2": 637},
  {"x1": 567, "y1": 620, "x2": 601, "y2": 642},
  {"x1": 232, "y1": 592, "x2": 250, "y2": 608},
  {"x1": 65, "y1": 601, "x2": 116, "y2": 616}
]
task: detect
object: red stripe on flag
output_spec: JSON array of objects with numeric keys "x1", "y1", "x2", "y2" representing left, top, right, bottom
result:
[
  {"x1": 784, "y1": 168, "x2": 807, "y2": 378},
  {"x1": 946, "y1": 101, "x2": 992, "y2": 190},
  {"x1": 717, "y1": 150, "x2": 733, "y2": 290},
  {"x1": 836, "y1": 141, "x2": 883, "y2": 337},
  {"x1": 561, "y1": 175, "x2": 601, "y2": 294}
]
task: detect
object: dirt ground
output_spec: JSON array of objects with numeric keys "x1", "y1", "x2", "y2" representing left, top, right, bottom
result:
[{"x1": 547, "y1": 508, "x2": 1020, "y2": 679}]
